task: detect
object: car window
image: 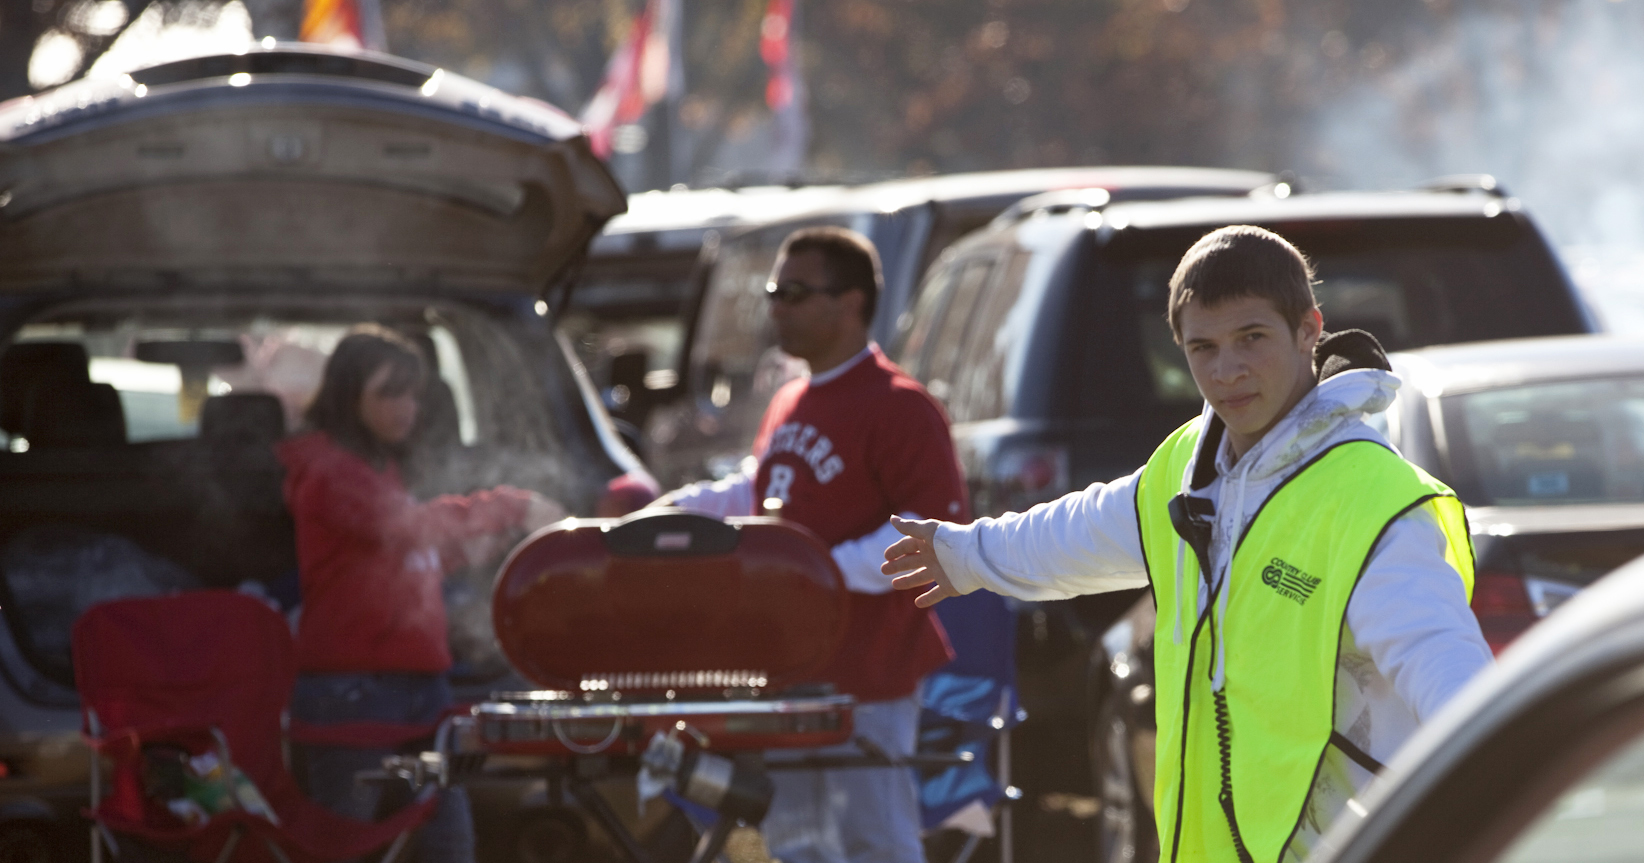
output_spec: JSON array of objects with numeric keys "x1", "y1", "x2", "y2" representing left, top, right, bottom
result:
[
  {"x1": 1127, "y1": 260, "x2": 1204, "y2": 405},
  {"x1": 1312, "y1": 273, "x2": 1415, "y2": 349},
  {"x1": 922, "y1": 259, "x2": 995, "y2": 407},
  {"x1": 1104, "y1": 215, "x2": 1586, "y2": 414},
  {"x1": 0, "y1": 301, "x2": 575, "y2": 688},
  {"x1": 951, "y1": 251, "x2": 1031, "y2": 423},
  {"x1": 693, "y1": 230, "x2": 784, "y2": 395},
  {"x1": 894, "y1": 262, "x2": 958, "y2": 381},
  {"x1": 688, "y1": 228, "x2": 807, "y2": 462},
  {"x1": 561, "y1": 255, "x2": 696, "y2": 390},
  {"x1": 4, "y1": 320, "x2": 480, "y2": 448},
  {"x1": 1496, "y1": 724, "x2": 1644, "y2": 862},
  {"x1": 677, "y1": 227, "x2": 815, "y2": 480},
  {"x1": 1442, "y1": 377, "x2": 1644, "y2": 506}
]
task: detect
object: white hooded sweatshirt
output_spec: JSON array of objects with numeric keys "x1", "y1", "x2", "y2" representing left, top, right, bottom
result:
[{"x1": 931, "y1": 367, "x2": 1493, "y2": 855}]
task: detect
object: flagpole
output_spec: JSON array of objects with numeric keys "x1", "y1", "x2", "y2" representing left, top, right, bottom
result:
[
  {"x1": 646, "y1": 0, "x2": 672, "y2": 190},
  {"x1": 667, "y1": 0, "x2": 687, "y2": 187}
]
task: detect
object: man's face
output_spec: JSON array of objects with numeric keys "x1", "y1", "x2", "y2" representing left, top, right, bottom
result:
[
  {"x1": 768, "y1": 249, "x2": 861, "y2": 363},
  {"x1": 1178, "y1": 295, "x2": 1322, "y2": 448}
]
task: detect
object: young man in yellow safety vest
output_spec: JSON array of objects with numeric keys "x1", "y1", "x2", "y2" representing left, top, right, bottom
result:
[{"x1": 882, "y1": 225, "x2": 1493, "y2": 863}]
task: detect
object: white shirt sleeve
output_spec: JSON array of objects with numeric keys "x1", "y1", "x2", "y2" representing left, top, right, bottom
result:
[
  {"x1": 1345, "y1": 502, "x2": 1494, "y2": 722},
  {"x1": 929, "y1": 468, "x2": 1150, "y2": 601},
  {"x1": 830, "y1": 515, "x2": 919, "y2": 595},
  {"x1": 651, "y1": 469, "x2": 755, "y2": 519}
]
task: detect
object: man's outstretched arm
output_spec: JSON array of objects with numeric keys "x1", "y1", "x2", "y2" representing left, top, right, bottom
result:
[{"x1": 883, "y1": 469, "x2": 1151, "y2": 606}]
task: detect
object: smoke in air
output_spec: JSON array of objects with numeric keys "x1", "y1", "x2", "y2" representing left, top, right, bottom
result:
[{"x1": 1308, "y1": 0, "x2": 1644, "y2": 331}]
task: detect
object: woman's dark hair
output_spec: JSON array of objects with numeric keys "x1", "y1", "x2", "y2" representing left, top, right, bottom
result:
[{"x1": 305, "y1": 325, "x2": 427, "y2": 467}]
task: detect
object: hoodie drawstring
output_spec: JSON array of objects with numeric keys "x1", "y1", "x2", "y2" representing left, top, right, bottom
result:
[
  {"x1": 1210, "y1": 459, "x2": 1251, "y2": 692},
  {"x1": 1173, "y1": 538, "x2": 1187, "y2": 644}
]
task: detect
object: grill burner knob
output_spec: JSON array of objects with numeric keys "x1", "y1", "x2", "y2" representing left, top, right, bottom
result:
[{"x1": 641, "y1": 727, "x2": 774, "y2": 824}]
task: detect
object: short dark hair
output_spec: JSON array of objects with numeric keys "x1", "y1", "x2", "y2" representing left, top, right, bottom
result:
[
  {"x1": 777, "y1": 226, "x2": 882, "y2": 325},
  {"x1": 1167, "y1": 225, "x2": 1317, "y2": 341},
  {"x1": 304, "y1": 324, "x2": 426, "y2": 467}
]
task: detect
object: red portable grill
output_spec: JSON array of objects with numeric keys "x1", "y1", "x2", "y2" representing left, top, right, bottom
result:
[{"x1": 428, "y1": 509, "x2": 864, "y2": 863}]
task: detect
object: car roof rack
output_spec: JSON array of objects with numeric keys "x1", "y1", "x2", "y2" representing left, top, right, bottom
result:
[
  {"x1": 1247, "y1": 170, "x2": 1303, "y2": 200},
  {"x1": 129, "y1": 45, "x2": 435, "y2": 89},
  {"x1": 992, "y1": 187, "x2": 1113, "y2": 226},
  {"x1": 1418, "y1": 174, "x2": 1509, "y2": 198}
]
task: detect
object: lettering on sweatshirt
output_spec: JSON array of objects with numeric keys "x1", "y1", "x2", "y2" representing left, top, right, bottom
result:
[{"x1": 764, "y1": 421, "x2": 846, "y2": 491}]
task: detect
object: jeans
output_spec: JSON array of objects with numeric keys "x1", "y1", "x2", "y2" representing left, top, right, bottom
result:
[
  {"x1": 762, "y1": 695, "x2": 926, "y2": 863},
  {"x1": 290, "y1": 672, "x2": 474, "y2": 863}
]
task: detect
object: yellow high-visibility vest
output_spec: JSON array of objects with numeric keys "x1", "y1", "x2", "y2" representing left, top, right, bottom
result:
[{"x1": 1136, "y1": 418, "x2": 1474, "y2": 863}]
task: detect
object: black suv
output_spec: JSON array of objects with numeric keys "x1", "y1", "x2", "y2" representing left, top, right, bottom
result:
[{"x1": 888, "y1": 180, "x2": 1595, "y2": 861}]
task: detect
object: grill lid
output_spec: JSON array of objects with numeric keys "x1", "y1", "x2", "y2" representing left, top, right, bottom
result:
[{"x1": 492, "y1": 510, "x2": 849, "y2": 692}]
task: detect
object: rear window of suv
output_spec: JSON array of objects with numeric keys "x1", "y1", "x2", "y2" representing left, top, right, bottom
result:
[
  {"x1": 0, "y1": 301, "x2": 574, "y2": 688},
  {"x1": 1100, "y1": 215, "x2": 1585, "y2": 410}
]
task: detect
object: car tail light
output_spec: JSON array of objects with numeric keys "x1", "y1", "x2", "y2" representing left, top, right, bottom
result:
[
  {"x1": 1470, "y1": 572, "x2": 1537, "y2": 655},
  {"x1": 990, "y1": 444, "x2": 1070, "y2": 510}
]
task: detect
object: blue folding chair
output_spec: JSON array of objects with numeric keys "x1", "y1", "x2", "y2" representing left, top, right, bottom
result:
[{"x1": 919, "y1": 591, "x2": 1024, "y2": 863}]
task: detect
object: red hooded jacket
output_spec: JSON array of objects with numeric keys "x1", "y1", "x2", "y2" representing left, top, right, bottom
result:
[{"x1": 278, "y1": 432, "x2": 531, "y2": 674}]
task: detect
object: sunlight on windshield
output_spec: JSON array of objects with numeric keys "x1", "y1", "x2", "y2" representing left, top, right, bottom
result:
[
  {"x1": 1452, "y1": 378, "x2": 1644, "y2": 505},
  {"x1": 1500, "y1": 731, "x2": 1644, "y2": 863}
]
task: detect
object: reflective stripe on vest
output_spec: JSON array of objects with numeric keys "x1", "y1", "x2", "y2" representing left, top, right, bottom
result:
[{"x1": 1136, "y1": 418, "x2": 1474, "y2": 863}]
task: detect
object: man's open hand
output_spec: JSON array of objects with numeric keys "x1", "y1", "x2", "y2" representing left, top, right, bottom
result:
[{"x1": 882, "y1": 516, "x2": 960, "y2": 608}]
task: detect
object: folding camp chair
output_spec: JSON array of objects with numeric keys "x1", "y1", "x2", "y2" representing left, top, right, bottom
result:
[
  {"x1": 919, "y1": 590, "x2": 1024, "y2": 863},
  {"x1": 73, "y1": 591, "x2": 438, "y2": 863}
]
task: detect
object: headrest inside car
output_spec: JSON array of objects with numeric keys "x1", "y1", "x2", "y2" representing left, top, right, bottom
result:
[
  {"x1": 1, "y1": 342, "x2": 93, "y2": 433},
  {"x1": 200, "y1": 394, "x2": 286, "y2": 445},
  {"x1": 21, "y1": 382, "x2": 126, "y2": 447}
]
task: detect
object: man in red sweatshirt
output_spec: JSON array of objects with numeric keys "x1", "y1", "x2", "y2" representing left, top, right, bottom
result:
[{"x1": 658, "y1": 226, "x2": 967, "y2": 863}]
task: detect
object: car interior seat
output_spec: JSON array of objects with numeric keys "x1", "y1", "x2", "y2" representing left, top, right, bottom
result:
[
  {"x1": 200, "y1": 394, "x2": 286, "y2": 446},
  {"x1": 21, "y1": 384, "x2": 127, "y2": 448},
  {"x1": 0, "y1": 342, "x2": 126, "y2": 447},
  {"x1": 186, "y1": 394, "x2": 295, "y2": 587},
  {"x1": 1, "y1": 342, "x2": 89, "y2": 432}
]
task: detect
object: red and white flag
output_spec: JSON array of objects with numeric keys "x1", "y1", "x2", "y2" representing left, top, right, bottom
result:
[
  {"x1": 760, "y1": 0, "x2": 807, "y2": 172},
  {"x1": 301, "y1": 0, "x2": 385, "y2": 51},
  {"x1": 582, "y1": 0, "x2": 678, "y2": 158},
  {"x1": 760, "y1": 0, "x2": 794, "y2": 110}
]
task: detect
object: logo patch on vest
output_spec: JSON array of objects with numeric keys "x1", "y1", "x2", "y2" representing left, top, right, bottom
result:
[{"x1": 1261, "y1": 557, "x2": 1321, "y2": 605}]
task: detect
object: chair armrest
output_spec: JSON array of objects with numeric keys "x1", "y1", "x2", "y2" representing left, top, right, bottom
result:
[{"x1": 85, "y1": 722, "x2": 227, "y2": 762}]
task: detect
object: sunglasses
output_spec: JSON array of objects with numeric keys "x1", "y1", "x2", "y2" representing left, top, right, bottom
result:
[{"x1": 765, "y1": 279, "x2": 848, "y2": 304}]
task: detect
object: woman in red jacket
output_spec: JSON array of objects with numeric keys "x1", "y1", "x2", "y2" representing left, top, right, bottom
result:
[{"x1": 278, "y1": 326, "x2": 561, "y2": 863}]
